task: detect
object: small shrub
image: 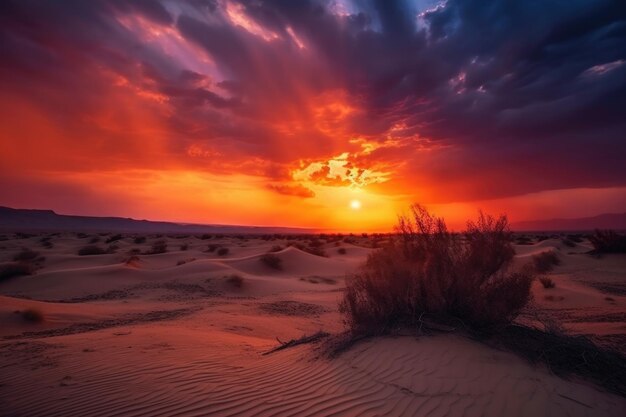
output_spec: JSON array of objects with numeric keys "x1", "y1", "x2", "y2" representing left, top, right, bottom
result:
[
  {"x1": 260, "y1": 253, "x2": 282, "y2": 270},
  {"x1": 216, "y1": 247, "x2": 229, "y2": 256},
  {"x1": 207, "y1": 244, "x2": 219, "y2": 253},
  {"x1": 0, "y1": 262, "x2": 34, "y2": 282},
  {"x1": 88, "y1": 236, "x2": 100, "y2": 244},
  {"x1": 337, "y1": 248, "x2": 347, "y2": 255},
  {"x1": 589, "y1": 230, "x2": 626, "y2": 254},
  {"x1": 21, "y1": 308, "x2": 44, "y2": 323},
  {"x1": 539, "y1": 276, "x2": 556, "y2": 289},
  {"x1": 532, "y1": 251, "x2": 560, "y2": 273},
  {"x1": 147, "y1": 240, "x2": 167, "y2": 255},
  {"x1": 226, "y1": 274, "x2": 244, "y2": 288},
  {"x1": 180, "y1": 243, "x2": 189, "y2": 251},
  {"x1": 78, "y1": 245, "x2": 107, "y2": 256},
  {"x1": 561, "y1": 238, "x2": 576, "y2": 248},
  {"x1": 105, "y1": 234, "x2": 123, "y2": 244},
  {"x1": 200, "y1": 234, "x2": 213, "y2": 240},
  {"x1": 340, "y1": 205, "x2": 534, "y2": 334},
  {"x1": 13, "y1": 248, "x2": 42, "y2": 263},
  {"x1": 268, "y1": 245, "x2": 283, "y2": 252},
  {"x1": 133, "y1": 236, "x2": 147, "y2": 244}
]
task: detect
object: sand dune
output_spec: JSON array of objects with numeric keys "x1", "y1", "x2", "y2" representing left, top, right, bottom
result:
[{"x1": 1, "y1": 233, "x2": 625, "y2": 416}]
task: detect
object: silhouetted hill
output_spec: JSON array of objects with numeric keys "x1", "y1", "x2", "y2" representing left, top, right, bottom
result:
[
  {"x1": 512, "y1": 212, "x2": 626, "y2": 232},
  {"x1": 0, "y1": 206, "x2": 314, "y2": 234}
]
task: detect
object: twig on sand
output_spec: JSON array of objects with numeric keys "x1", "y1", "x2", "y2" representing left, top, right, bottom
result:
[{"x1": 263, "y1": 331, "x2": 330, "y2": 355}]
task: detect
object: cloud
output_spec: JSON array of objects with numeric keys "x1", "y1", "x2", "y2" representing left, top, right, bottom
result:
[
  {"x1": 267, "y1": 183, "x2": 315, "y2": 198},
  {"x1": 0, "y1": 0, "x2": 624, "y2": 223}
]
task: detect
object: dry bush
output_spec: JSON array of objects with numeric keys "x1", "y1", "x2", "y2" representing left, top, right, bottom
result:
[
  {"x1": 78, "y1": 245, "x2": 107, "y2": 256},
  {"x1": 146, "y1": 240, "x2": 167, "y2": 255},
  {"x1": 13, "y1": 248, "x2": 43, "y2": 263},
  {"x1": 226, "y1": 274, "x2": 244, "y2": 288},
  {"x1": 180, "y1": 243, "x2": 189, "y2": 251},
  {"x1": 207, "y1": 243, "x2": 219, "y2": 252},
  {"x1": 260, "y1": 253, "x2": 282, "y2": 270},
  {"x1": 589, "y1": 230, "x2": 626, "y2": 254},
  {"x1": 21, "y1": 308, "x2": 44, "y2": 323},
  {"x1": 105, "y1": 234, "x2": 123, "y2": 243},
  {"x1": 532, "y1": 251, "x2": 560, "y2": 273},
  {"x1": 217, "y1": 247, "x2": 229, "y2": 256},
  {"x1": 133, "y1": 236, "x2": 147, "y2": 244},
  {"x1": 539, "y1": 276, "x2": 556, "y2": 289},
  {"x1": 268, "y1": 245, "x2": 283, "y2": 252},
  {"x1": 0, "y1": 262, "x2": 34, "y2": 282},
  {"x1": 337, "y1": 247, "x2": 347, "y2": 255},
  {"x1": 340, "y1": 205, "x2": 534, "y2": 334}
]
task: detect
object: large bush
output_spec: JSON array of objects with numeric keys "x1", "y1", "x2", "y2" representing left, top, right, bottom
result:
[
  {"x1": 340, "y1": 205, "x2": 534, "y2": 333},
  {"x1": 589, "y1": 230, "x2": 626, "y2": 254}
]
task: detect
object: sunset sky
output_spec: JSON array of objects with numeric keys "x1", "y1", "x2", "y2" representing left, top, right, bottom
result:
[{"x1": 1, "y1": 0, "x2": 625, "y2": 231}]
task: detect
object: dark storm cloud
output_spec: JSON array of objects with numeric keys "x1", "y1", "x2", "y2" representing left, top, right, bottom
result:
[{"x1": 0, "y1": 0, "x2": 624, "y2": 202}]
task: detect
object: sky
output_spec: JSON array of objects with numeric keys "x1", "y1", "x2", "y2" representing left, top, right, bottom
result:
[{"x1": 0, "y1": 0, "x2": 625, "y2": 231}]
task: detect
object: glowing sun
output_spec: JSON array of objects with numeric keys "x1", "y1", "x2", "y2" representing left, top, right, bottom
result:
[{"x1": 350, "y1": 199, "x2": 362, "y2": 210}]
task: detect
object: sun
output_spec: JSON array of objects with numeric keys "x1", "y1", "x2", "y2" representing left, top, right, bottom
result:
[{"x1": 350, "y1": 199, "x2": 361, "y2": 210}]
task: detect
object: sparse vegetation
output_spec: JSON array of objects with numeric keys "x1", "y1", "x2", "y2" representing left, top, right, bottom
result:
[
  {"x1": 340, "y1": 205, "x2": 534, "y2": 334},
  {"x1": 146, "y1": 240, "x2": 167, "y2": 255},
  {"x1": 532, "y1": 251, "x2": 560, "y2": 273},
  {"x1": 180, "y1": 243, "x2": 189, "y2": 251},
  {"x1": 226, "y1": 274, "x2": 244, "y2": 288},
  {"x1": 539, "y1": 276, "x2": 556, "y2": 289},
  {"x1": 133, "y1": 236, "x2": 147, "y2": 244},
  {"x1": 0, "y1": 262, "x2": 34, "y2": 282},
  {"x1": 78, "y1": 245, "x2": 107, "y2": 256},
  {"x1": 21, "y1": 308, "x2": 44, "y2": 323},
  {"x1": 260, "y1": 253, "x2": 282, "y2": 270},
  {"x1": 268, "y1": 245, "x2": 283, "y2": 252},
  {"x1": 13, "y1": 248, "x2": 43, "y2": 263},
  {"x1": 337, "y1": 247, "x2": 347, "y2": 255},
  {"x1": 207, "y1": 243, "x2": 219, "y2": 253},
  {"x1": 216, "y1": 247, "x2": 229, "y2": 256},
  {"x1": 589, "y1": 229, "x2": 626, "y2": 254},
  {"x1": 105, "y1": 234, "x2": 123, "y2": 243}
]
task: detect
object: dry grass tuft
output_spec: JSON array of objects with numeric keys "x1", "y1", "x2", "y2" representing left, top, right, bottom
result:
[
  {"x1": 539, "y1": 276, "x2": 556, "y2": 289},
  {"x1": 532, "y1": 251, "x2": 560, "y2": 273},
  {"x1": 226, "y1": 274, "x2": 244, "y2": 288},
  {"x1": 260, "y1": 253, "x2": 282, "y2": 270},
  {"x1": 21, "y1": 308, "x2": 44, "y2": 323}
]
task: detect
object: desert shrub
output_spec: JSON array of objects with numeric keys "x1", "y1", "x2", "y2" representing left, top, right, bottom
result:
[
  {"x1": 180, "y1": 243, "x2": 189, "y2": 251},
  {"x1": 561, "y1": 238, "x2": 576, "y2": 247},
  {"x1": 200, "y1": 234, "x2": 213, "y2": 240},
  {"x1": 268, "y1": 245, "x2": 283, "y2": 252},
  {"x1": 105, "y1": 234, "x2": 123, "y2": 243},
  {"x1": 78, "y1": 245, "x2": 107, "y2": 256},
  {"x1": 226, "y1": 274, "x2": 244, "y2": 288},
  {"x1": 539, "y1": 276, "x2": 556, "y2": 289},
  {"x1": 532, "y1": 251, "x2": 560, "y2": 273},
  {"x1": 515, "y1": 235, "x2": 533, "y2": 245},
  {"x1": 146, "y1": 240, "x2": 167, "y2": 255},
  {"x1": 207, "y1": 243, "x2": 219, "y2": 252},
  {"x1": 589, "y1": 230, "x2": 626, "y2": 254},
  {"x1": 133, "y1": 236, "x2": 147, "y2": 244},
  {"x1": 0, "y1": 262, "x2": 34, "y2": 282},
  {"x1": 260, "y1": 253, "x2": 282, "y2": 270},
  {"x1": 13, "y1": 248, "x2": 43, "y2": 263},
  {"x1": 21, "y1": 308, "x2": 44, "y2": 323},
  {"x1": 88, "y1": 236, "x2": 100, "y2": 244},
  {"x1": 337, "y1": 248, "x2": 347, "y2": 255},
  {"x1": 287, "y1": 241, "x2": 327, "y2": 257},
  {"x1": 340, "y1": 205, "x2": 534, "y2": 334},
  {"x1": 216, "y1": 247, "x2": 229, "y2": 256}
]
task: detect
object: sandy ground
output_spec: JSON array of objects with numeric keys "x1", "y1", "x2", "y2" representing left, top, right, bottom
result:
[{"x1": 0, "y1": 232, "x2": 625, "y2": 416}]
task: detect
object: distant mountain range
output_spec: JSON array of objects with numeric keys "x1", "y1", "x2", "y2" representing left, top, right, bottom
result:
[
  {"x1": 512, "y1": 212, "x2": 626, "y2": 232},
  {"x1": 0, "y1": 206, "x2": 315, "y2": 234},
  {"x1": 1, "y1": 206, "x2": 624, "y2": 234}
]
